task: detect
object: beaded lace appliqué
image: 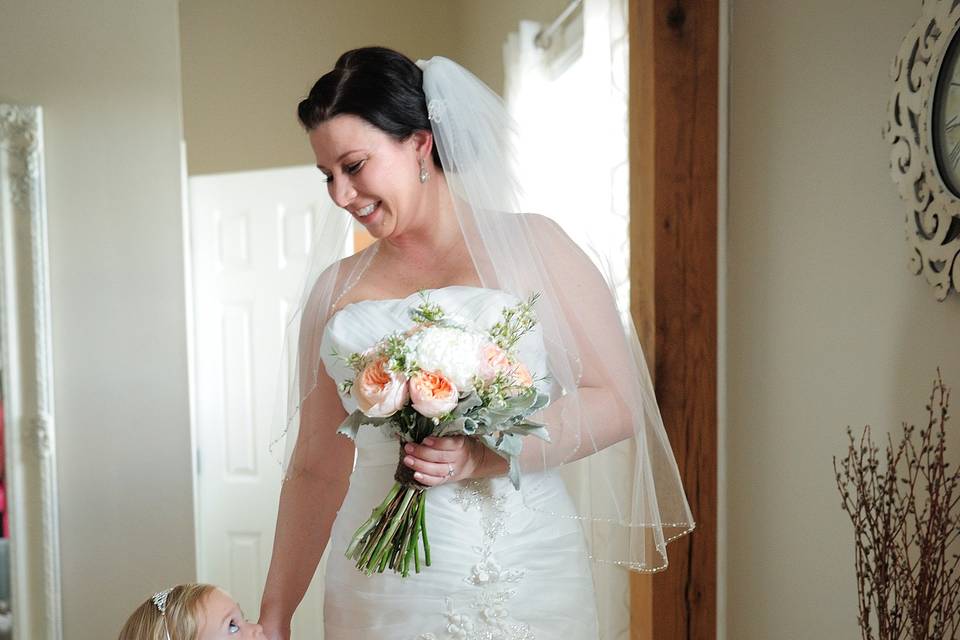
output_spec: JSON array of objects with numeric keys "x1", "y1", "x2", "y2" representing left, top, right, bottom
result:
[{"x1": 416, "y1": 480, "x2": 533, "y2": 640}]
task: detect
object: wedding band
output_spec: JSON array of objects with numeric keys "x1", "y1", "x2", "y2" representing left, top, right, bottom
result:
[{"x1": 446, "y1": 463, "x2": 455, "y2": 477}]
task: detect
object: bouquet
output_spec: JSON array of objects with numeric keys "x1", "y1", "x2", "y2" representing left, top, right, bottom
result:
[{"x1": 335, "y1": 292, "x2": 550, "y2": 577}]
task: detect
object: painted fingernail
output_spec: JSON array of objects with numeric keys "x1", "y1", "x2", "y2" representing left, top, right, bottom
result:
[{"x1": 405, "y1": 444, "x2": 414, "y2": 453}]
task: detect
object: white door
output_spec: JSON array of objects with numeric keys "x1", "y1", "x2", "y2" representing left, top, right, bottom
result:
[{"x1": 188, "y1": 165, "x2": 345, "y2": 636}]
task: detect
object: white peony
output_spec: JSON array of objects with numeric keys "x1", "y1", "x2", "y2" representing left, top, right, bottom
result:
[{"x1": 410, "y1": 326, "x2": 484, "y2": 391}]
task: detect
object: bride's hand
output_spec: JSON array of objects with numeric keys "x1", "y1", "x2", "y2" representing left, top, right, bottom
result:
[{"x1": 401, "y1": 436, "x2": 505, "y2": 485}]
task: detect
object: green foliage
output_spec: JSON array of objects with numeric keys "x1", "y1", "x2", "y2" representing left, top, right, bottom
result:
[{"x1": 488, "y1": 293, "x2": 541, "y2": 352}]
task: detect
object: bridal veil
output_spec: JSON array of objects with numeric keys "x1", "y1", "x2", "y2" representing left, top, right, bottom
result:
[{"x1": 272, "y1": 53, "x2": 695, "y2": 574}]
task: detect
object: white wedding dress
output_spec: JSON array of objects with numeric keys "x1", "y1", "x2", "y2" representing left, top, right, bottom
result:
[{"x1": 319, "y1": 286, "x2": 600, "y2": 640}]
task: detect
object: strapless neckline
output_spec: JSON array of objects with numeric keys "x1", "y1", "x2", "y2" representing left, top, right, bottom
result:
[
  {"x1": 319, "y1": 286, "x2": 545, "y2": 417},
  {"x1": 325, "y1": 284, "x2": 511, "y2": 329}
]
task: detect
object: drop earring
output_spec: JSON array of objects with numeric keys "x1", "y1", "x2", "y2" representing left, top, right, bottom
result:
[{"x1": 419, "y1": 157, "x2": 429, "y2": 184}]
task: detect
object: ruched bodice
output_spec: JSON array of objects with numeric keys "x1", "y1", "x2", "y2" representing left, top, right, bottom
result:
[
  {"x1": 318, "y1": 286, "x2": 598, "y2": 640},
  {"x1": 320, "y1": 286, "x2": 549, "y2": 413}
]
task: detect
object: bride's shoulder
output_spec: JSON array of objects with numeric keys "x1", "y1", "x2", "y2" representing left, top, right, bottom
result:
[
  {"x1": 313, "y1": 243, "x2": 376, "y2": 291},
  {"x1": 522, "y1": 212, "x2": 563, "y2": 232},
  {"x1": 517, "y1": 213, "x2": 578, "y2": 249},
  {"x1": 517, "y1": 214, "x2": 598, "y2": 276},
  {"x1": 484, "y1": 212, "x2": 584, "y2": 259},
  {"x1": 484, "y1": 211, "x2": 568, "y2": 237},
  {"x1": 300, "y1": 244, "x2": 377, "y2": 316}
]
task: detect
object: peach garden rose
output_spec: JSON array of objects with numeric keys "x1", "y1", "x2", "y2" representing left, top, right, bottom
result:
[
  {"x1": 478, "y1": 343, "x2": 511, "y2": 382},
  {"x1": 510, "y1": 361, "x2": 534, "y2": 388},
  {"x1": 408, "y1": 370, "x2": 459, "y2": 418},
  {"x1": 352, "y1": 357, "x2": 409, "y2": 417}
]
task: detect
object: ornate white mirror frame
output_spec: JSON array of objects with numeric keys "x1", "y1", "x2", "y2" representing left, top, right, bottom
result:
[
  {"x1": 0, "y1": 104, "x2": 63, "y2": 640},
  {"x1": 885, "y1": 0, "x2": 960, "y2": 301}
]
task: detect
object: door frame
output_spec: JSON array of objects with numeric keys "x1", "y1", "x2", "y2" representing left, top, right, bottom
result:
[{"x1": 629, "y1": 1, "x2": 719, "y2": 638}]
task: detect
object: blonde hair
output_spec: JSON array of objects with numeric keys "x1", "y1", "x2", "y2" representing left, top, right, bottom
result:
[{"x1": 118, "y1": 584, "x2": 216, "y2": 640}]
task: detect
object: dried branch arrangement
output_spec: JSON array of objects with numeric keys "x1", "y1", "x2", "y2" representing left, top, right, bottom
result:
[{"x1": 835, "y1": 373, "x2": 959, "y2": 640}]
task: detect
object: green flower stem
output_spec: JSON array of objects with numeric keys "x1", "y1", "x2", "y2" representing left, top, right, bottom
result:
[
  {"x1": 419, "y1": 491, "x2": 430, "y2": 566},
  {"x1": 399, "y1": 512, "x2": 411, "y2": 559},
  {"x1": 414, "y1": 494, "x2": 426, "y2": 572},
  {"x1": 404, "y1": 497, "x2": 422, "y2": 575},
  {"x1": 397, "y1": 509, "x2": 413, "y2": 575},
  {"x1": 360, "y1": 513, "x2": 391, "y2": 569},
  {"x1": 413, "y1": 521, "x2": 421, "y2": 573},
  {"x1": 357, "y1": 489, "x2": 403, "y2": 568},
  {"x1": 345, "y1": 477, "x2": 432, "y2": 576},
  {"x1": 345, "y1": 482, "x2": 401, "y2": 560},
  {"x1": 403, "y1": 497, "x2": 422, "y2": 575},
  {"x1": 392, "y1": 501, "x2": 415, "y2": 572},
  {"x1": 366, "y1": 487, "x2": 417, "y2": 573},
  {"x1": 403, "y1": 490, "x2": 424, "y2": 575},
  {"x1": 387, "y1": 537, "x2": 401, "y2": 571}
]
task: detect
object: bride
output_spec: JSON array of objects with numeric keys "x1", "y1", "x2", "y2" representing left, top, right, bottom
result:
[{"x1": 258, "y1": 47, "x2": 693, "y2": 640}]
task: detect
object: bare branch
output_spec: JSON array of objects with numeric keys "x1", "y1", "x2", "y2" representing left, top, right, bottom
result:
[{"x1": 836, "y1": 373, "x2": 958, "y2": 640}]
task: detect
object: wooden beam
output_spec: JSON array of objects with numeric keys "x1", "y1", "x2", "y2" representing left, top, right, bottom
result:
[{"x1": 629, "y1": 1, "x2": 718, "y2": 639}]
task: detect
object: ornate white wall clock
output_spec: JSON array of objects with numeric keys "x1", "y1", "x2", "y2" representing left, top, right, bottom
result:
[{"x1": 885, "y1": 0, "x2": 960, "y2": 301}]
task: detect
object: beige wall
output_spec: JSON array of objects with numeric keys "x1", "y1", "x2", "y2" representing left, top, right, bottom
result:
[
  {"x1": 0, "y1": 1, "x2": 195, "y2": 639},
  {"x1": 179, "y1": 0, "x2": 461, "y2": 175},
  {"x1": 179, "y1": 0, "x2": 570, "y2": 176},
  {"x1": 727, "y1": 1, "x2": 960, "y2": 638},
  {"x1": 453, "y1": 0, "x2": 570, "y2": 95}
]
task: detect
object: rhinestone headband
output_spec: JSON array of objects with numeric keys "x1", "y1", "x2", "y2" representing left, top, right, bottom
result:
[
  {"x1": 151, "y1": 587, "x2": 174, "y2": 640},
  {"x1": 152, "y1": 587, "x2": 173, "y2": 614}
]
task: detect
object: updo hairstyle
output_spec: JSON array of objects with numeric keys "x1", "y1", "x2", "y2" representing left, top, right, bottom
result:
[{"x1": 297, "y1": 46, "x2": 442, "y2": 170}]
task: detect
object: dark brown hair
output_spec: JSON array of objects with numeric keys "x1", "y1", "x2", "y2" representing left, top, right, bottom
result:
[{"x1": 297, "y1": 46, "x2": 442, "y2": 169}]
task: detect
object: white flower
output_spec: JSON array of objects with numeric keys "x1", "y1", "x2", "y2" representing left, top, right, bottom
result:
[{"x1": 410, "y1": 326, "x2": 485, "y2": 391}]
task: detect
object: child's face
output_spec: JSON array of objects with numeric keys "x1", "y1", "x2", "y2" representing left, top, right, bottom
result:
[{"x1": 195, "y1": 588, "x2": 264, "y2": 639}]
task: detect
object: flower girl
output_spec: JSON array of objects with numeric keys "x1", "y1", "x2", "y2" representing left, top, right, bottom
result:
[{"x1": 118, "y1": 584, "x2": 264, "y2": 640}]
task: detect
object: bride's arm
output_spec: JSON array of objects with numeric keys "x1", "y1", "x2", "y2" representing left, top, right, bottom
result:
[
  {"x1": 259, "y1": 366, "x2": 353, "y2": 640},
  {"x1": 516, "y1": 214, "x2": 638, "y2": 467},
  {"x1": 404, "y1": 218, "x2": 635, "y2": 483},
  {"x1": 478, "y1": 214, "x2": 637, "y2": 473}
]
